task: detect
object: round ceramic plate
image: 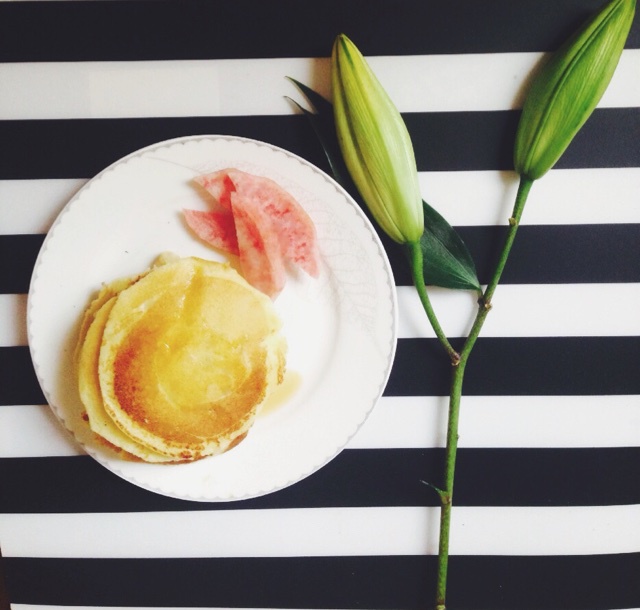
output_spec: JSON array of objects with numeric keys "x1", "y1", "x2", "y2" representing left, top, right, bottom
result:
[{"x1": 27, "y1": 135, "x2": 397, "y2": 502}]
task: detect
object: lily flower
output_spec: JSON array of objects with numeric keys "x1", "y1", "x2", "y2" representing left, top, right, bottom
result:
[
  {"x1": 331, "y1": 33, "x2": 424, "y2": 244},
  {"x1": 514, "y1": 0, "x2": 636, "y2": 181}
]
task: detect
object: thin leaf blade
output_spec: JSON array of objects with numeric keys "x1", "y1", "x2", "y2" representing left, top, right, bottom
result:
[
  {"x1": 420, "y1": 200, "x2": 481, "y2": 291},
  {"x1": 287, "y1": 77, "x2": 352, "y2": 189}
]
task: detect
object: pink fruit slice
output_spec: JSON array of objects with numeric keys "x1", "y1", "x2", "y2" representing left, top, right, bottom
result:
[
  {"x1": 231, "y1": 198, "x2": 286, "y2": 298},
  {"x1": 184, "y1": 168, "x2": 321, "y2": 297},
  {"x1": 193, "y1": 171, "x2": 235, "y2": 210},
  {"x1": 183, "y1": 208, "x2": 239, "y2": 255},
  {"x1": 225, "y1": 169, "x2": 320, "y2": 278}
]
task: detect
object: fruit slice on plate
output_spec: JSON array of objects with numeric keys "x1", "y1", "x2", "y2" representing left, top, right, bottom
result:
[
  {"x1": 185, "y1": 168, "x2": 320, "y2": 297},
  {"x1": 230, "y1": 195, "x2": 287, "y2": 297},
  {"x1": 183, "y1": 208, "x2": 239, "y2": 256}
]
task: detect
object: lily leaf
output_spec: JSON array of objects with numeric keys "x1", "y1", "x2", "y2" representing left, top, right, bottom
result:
[
  {"x1": 286, "y1": 78, "x2": 348, "y2": 186},
  {"x1": 288, "y1": 77, "x2": 480, "y2": 291},
  {"x1": 287, "y1": 77, "x2": 333, "y2": 116},
  {"x1": 419, "y1": 200, "x2": 481, "y2": 291}
]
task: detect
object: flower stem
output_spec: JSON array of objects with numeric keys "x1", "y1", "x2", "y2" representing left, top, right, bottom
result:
[
  {"x1": 483, "y1": 176, "x2": 533, "y2": 306},
  {"x1": 434, "y1": 355, "x2": 466, "y2": 610},
  {"x1": 408, "y1": 240, "x2": 460, "y2": 364},
  {"x1": 433, "y1": 175, "x2": 534, "y2": 610}
]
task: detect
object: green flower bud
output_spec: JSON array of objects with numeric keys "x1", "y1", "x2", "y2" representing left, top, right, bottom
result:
[
  {"x1": 331, "y1": 34, "x2": 424, "y2": 244},
  {"x1": 514, "y1": 0, "x2": 636, "y2": 181}
]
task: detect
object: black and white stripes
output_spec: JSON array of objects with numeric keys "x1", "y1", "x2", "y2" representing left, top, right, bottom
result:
[{"x1": 1, "y1": 1, "x2": 639, "y2": 609}]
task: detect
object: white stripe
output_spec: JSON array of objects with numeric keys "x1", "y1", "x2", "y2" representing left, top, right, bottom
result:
[
  {"x1": 0, "y1": 294, "x2": 27, "y2": 346},
  {"x1": 0, "y1": 405, "x2": 82, "y2": 457},
  {"x1": 0, "y1": 58, "x2": 324, "y2": 120},
  {"x1": 4, "y1": 283, "x2": 639, "y2": 348},
  {"x1": 1, "y1": 392, "x2": 637, "y2": 461},
  {"x1": 1, "y1": 51, "x2": 638, "y2": 120},
  {"x1": 0, "y1": 179, "x2": 86, "y2": 235},
  {"x1": 397, "y1": 283, "x2": 640, "y2": 339},
  {"x1": 1, "y1": 505, "x2": 638, "y2": 558},
  {"x1": 420, "y1": 167, "x2": 640, "y2": 227},
  {"x1": 349, "y1": 395, "x2": 640, "y2": 449},
  {"x1": 2, "y1": 168, "x2": 639, "y2": 237},
  {"x1": 372, "y1": 49, "x2": 640, "y2": 112}
]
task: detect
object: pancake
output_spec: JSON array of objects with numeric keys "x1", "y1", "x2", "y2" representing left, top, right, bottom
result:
[
  {"x1": 79, "y1": 256, "x2": 286, "y2": 462},
  {"x1": 78, "y1": 294, "x2": 178, "y2": 462},
  {"x1": 75, "y1": 252, "x2": 177, "y2": 361},
  {"x1": 74, "y1": 274, "x2": 138, "y2": 363}
]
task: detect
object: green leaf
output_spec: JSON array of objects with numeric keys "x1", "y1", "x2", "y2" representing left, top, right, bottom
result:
[
  {"x1": 419, "y1": 200, "x2": 481, "y2": 291},
  {"x1": 286, "y1": 78, "x2": 349, "y2": 186},
  {"x1": 287, "y1": 77, "x2": 333, "y2": 115},
  {"x1": 288, "y1": 78, "x2": 480, "y2": 292}
]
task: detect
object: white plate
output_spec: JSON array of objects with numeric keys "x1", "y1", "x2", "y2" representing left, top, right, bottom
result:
[{"x1": 27, "y1": 135, "x2": 397, "y2": 502}]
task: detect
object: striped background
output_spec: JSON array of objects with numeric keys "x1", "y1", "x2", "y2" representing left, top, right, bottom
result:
[{"x1": 1, "y1": 1, "x2": 639, "y2": 609}]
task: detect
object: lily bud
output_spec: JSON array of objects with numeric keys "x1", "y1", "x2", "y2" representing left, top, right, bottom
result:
[
  {"x1": 514, "y1": 0, "x2": 636, "y2": 181},
  {"x1": 331, "y1": 34, "x2": 424, "y2": 244}
]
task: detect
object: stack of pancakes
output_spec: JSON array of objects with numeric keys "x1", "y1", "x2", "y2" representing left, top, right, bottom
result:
[{"x1": 75, "y1": 255, "x2": 287, "y2": 462}]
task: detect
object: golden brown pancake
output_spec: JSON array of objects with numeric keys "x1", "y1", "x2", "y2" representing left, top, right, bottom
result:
[
  {"x1": 77, "y1": 256, "x2": 286, "y2": 462},
  {"x1": 74, "y1": 252, "x2": 177, "y2": 362},
  {"x1": 78, "y1": 294, "x2": 178, "y2": 462}
]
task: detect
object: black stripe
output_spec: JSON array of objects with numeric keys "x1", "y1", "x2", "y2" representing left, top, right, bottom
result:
[
  {"x1": 4, "y1": 554, "x2": 640, "y2": 609},
  {"x1": 0, "y1": 234, "x2": 41, "y2": 295},
  {"x1": 4, "y1": 223, "x2": 640, "y2": 295},
  {"x1": 0, "y1": 347, "x2": 44, "y2": 406},
  {"x1": 385, "y1": 223, "x2": 640, "y2": 287},
  {"x1": 1, "y1": 108, "x2": 638, "y2": 180},
  {"x1": 0, "y1": 116, "x2": 325, "y2": 181},
  {"x1": 1, "y1": 448, "x2": 639, "y2": 513},
  {"x1": 1, "y1": 0, "x2": 639, "y2": 62},
  {"x1": 3, "y1": 336, "x2": 639, "y2": 405},
  {"x1": 387, "y1": 336, "x2": 640, "y2": 396},
  {"x1": 407, "y1": 107, "x2": 640, "y2": 173}
]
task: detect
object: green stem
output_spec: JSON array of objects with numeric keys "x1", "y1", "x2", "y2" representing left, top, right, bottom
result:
[
  {"x1": 433, "y1": 175, "x2": 534, "y2": 610},
  {"x1": 408, "y1": 240, "x2": 460, "y2": 364},
  {"x1": 483, "y1": 176, "x2": 534, "y2": 306},
  {"x1": 434, "y1": 355, "x2": 466, "y2": 610}
]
